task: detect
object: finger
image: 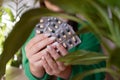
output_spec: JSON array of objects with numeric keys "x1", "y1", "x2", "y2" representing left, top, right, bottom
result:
[
  {"x1": 46, "y1": 46, "x2": 66, "y2": 71},
  {"x1": 29, "y1": 50, "x2": 45, "y2": 62},
  {"x1": 43, "y1": 51, "x2": 59, "y2": 74},
  {"x1": 41, "y1": 57, "x2": 53, "y2": 75},
  {"x1": 53, "y1": 42, "x2": 68, "y2": 56},
  {"x1": 50, "y1": 42, "x2": 56, "y2": 49},
  {"x1": 31, "y1": 59, "x2": 43, "y2": 68},
  {"x1": 46, "y1": 45, "x2": 60, "y2": 60},
  {"x1": 30, "y1": 37, "x2": 56, "y2": 55},
  {"x1": 29, "y1": 60, "x2": 44, "y2": 78},
  {"x1": 56, "y1": 61, "x2": 66, "y2": 71},
  {"x1": 26, "y1": 33, "x2": 51, "y2": 49}
]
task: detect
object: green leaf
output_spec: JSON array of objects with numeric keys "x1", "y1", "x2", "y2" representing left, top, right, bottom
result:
[
  {"x1": 0, "y1": 63, "x2": 6, "y2": 78},
  {"x1": 3, "y1": 8, "x2": 15, "y2": 22},
  {"x1": 48, "y1": 0, "x2": 120, "y2": 45},
  {"x1": 0, "y1": 8, "x2": 84, "y2": 78},
  {"x1": 109, "y1": 48, "x2": 120, "y2": 68},
  {"x1": 90, "y1": 2, "x2": 113, "y2": 34},
  {"x1": 58, "y1": 50, "x2": 108, "y2": 65},
  {"x1": 0, "y1": 8, "x2": 52, "y2": 64},
  {"x1": 72, "y1": 68, "x2": 119, "y2": 80},
  {"x1": 48, "y1": 0, "x2": 110, "y2": 40},
  {"x1": 0, "y1": 7, "x2": 3, "y2": 22},
  {"x1": 100, "y1": 0, "x2": 120, "y2": 8},
  {"x1": 49, "y1": 0, "x2": 83, "y2": 14},
  {"x1": 76, "y1": 26, "x2": 91, "y2": 35},
  {"x1": 113, "y1": 8, "x2": 120, "y2": 20}
]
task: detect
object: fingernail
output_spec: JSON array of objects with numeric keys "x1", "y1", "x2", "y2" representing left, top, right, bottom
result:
[
  {"x1": 42, "y1": 56, "x2": 44, "y2": 60},
  {"x1": 44, "y1": 33, "x2": 51, "y2": 37},
  {"x1": 49, "y1": 37, "x2": 56, "y2": 40},
  {"x1": 56, "y1": 49, "x2": 59, "y2": 53},
  {"x1": 53, "y1": 42, "x2": 59, "y2": 46},
  {"x1": 47, "y1": 45, "x2": 51, "y2": 49}
]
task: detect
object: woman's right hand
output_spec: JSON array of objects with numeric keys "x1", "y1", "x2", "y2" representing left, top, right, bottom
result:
[{"x1": 25, "y1": 33, "x2": 56, "y2": 78}]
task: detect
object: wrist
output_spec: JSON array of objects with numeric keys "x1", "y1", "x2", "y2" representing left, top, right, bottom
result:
[
  {"x1": 57, "y1": 66, "x2": 72, "y2": 79},
  {"x1": 30, "y1": 64, "x2": 45, "y2": 78}
]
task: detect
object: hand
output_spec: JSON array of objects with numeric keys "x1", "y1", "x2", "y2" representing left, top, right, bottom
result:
[
  {"x1": 25, "y1": 33, "x2": 56, "y2": 78},
  {"x1": 41, "y1": 42, "x2": 71, "y2": 79}
]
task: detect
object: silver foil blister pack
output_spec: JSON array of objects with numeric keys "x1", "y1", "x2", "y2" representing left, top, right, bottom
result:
[{"x1": 35, "y1": 17, "x2": 81, "y2": 50}]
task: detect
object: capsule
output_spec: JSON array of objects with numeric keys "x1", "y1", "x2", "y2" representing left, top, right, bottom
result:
[
  {"x1": 40, "y1": 19, "x2": 44, "y2": 23},
  {"x1": 63, "y1": 43, "x2": 67, "y2": 48}
]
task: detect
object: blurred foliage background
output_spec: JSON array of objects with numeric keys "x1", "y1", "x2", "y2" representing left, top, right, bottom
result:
[{"x1": 0, "y1": 0, "x2": 120, "y2": 80}]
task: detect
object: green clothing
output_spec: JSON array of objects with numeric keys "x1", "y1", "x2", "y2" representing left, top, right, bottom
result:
[{"x1": 22, "y1": 24, "x2": 106, "y2": 80}]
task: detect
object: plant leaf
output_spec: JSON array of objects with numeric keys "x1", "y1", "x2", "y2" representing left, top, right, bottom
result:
[
  {"x1": 99, "y1": 0, "x2": 120, "y2": 8},
  {"x1": 3, "y1": 8, "x2": 15, "y2": 22},
  {"x1": 0, "y1": 8, "x2": 84, "y2": 78},
  {"x1": 49, "y1": 0, "x2": 83, "y2": 14},
  {"x1": 72, "y1": 68, "x2": 119, "y2": 80},
  {"x1": 109, "y1": 48, "x2": 120, "y2": 68},
  {"x1": 58, "y1": 50, "x2": 108, "y2": 65},
  {"x1": 47, "y1": 0, "x2": 108, "y2": 39},
  {"x1": 76, "y1": 26, "x2": 91, "y2": 35}
]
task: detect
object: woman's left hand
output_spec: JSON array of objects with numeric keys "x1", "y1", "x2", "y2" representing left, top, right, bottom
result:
[{"x1": 41, "y1": 42, "x2": 71, "y2": 79}]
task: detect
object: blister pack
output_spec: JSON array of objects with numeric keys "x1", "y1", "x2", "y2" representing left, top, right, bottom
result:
[{"x1": 35, "y1": 17, "x2": 81, "y2": 50}]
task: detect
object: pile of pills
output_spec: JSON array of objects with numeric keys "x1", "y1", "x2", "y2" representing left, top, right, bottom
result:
[{"x1": 35, "y1": 17, "x2": 81, "y2": 50}]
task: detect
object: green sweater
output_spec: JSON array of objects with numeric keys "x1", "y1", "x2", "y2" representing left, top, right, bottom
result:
[{"x1": 22, "y1": 25, "x2": 106, "y2": 80}]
